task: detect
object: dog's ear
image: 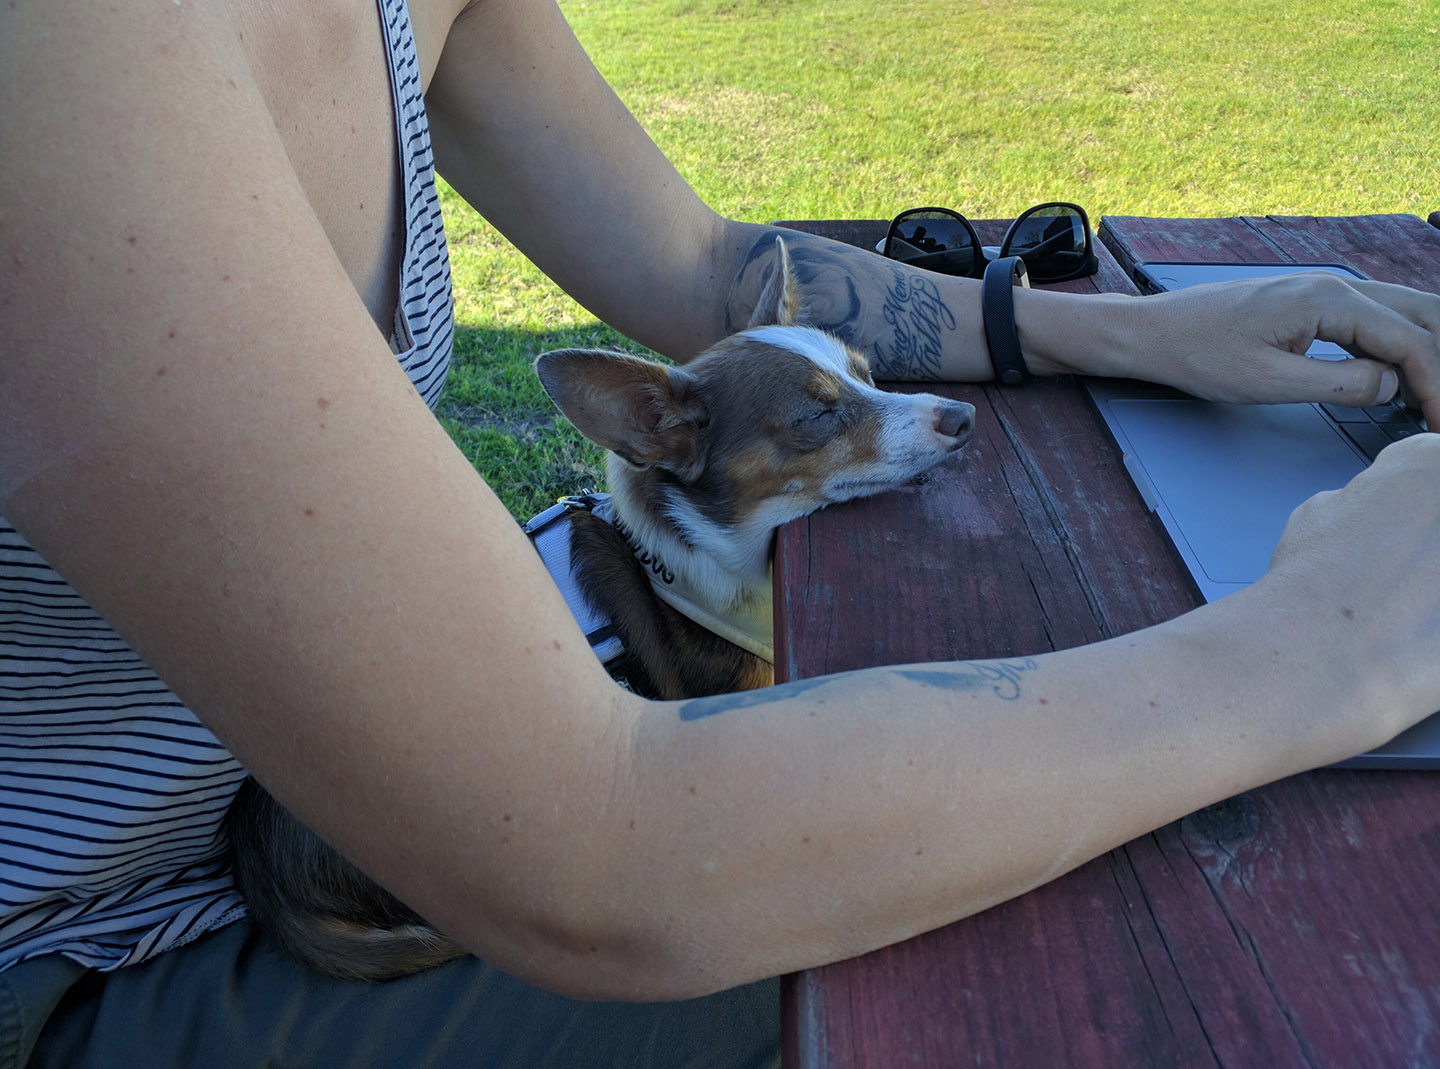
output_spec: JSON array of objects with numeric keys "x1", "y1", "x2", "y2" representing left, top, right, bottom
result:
[
  {"x1": 745, "y1": 235, "x2": 802, "y2": 329},
  {"x1": 534, "y1": 349, "x2": 708, "y2": 476}
]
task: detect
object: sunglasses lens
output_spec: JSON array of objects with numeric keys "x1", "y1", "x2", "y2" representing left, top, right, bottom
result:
[
  {"x1": 883, "y1": 211, "x2": 980, "y2": 276},
  {"x1": 1003, "y1": 205, "x2": 1091, "y2": 279}
]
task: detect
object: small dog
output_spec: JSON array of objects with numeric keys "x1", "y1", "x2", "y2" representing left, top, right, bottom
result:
[
  {"x1": 534, "y1": 244, "x2": 974, "y2": 698},
  {"x1": 227, "y1": 238, "x2": 974, "y2": 979}
]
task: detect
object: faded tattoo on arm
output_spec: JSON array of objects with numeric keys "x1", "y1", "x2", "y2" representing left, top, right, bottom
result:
[
  {"x1": 677, "y1": 658, "x2": 1040, "y2": 721},
  {"x1": 890, "y1": 659, "x2": 1039, "y2": 702},
  {"x1": 723, "y1": 228, "x2": 967, "y2": 381}
]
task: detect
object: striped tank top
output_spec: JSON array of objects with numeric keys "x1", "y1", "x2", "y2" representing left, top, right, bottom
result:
[{"x1": 0, "y1": 0, "x2": 453, "y2": 972}]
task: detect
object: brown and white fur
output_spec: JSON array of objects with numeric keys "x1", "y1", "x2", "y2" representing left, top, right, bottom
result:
[{"x1": 227, "y1": 238, "x2": 973, "y2": 979}]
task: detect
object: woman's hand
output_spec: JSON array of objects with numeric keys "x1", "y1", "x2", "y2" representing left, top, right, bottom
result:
[
  {"x1": 1258, "y1": 432, "x2": 1440, "y2": 748},
  {"x1": 1121, "y1": 272, "x2": 1440, "y2": 427}
]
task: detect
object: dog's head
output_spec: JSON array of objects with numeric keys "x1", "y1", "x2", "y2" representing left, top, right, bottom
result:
[{"x1": 535, "y1": 238, "x2": 973, "y2": 540}]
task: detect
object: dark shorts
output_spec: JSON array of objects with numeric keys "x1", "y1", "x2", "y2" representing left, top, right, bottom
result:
[{"x1": 0, "y1": 919, "x2": 779, "y2": 1069}]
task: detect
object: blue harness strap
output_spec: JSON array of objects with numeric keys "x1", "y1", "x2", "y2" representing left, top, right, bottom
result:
[{"x1": 523, "y1": 494, "x2": 625, "y2": 665}]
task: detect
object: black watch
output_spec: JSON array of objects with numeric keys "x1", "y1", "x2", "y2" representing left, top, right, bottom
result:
[{"x1": 982, "y1": 255, "x2": 1030, "y2": 385}]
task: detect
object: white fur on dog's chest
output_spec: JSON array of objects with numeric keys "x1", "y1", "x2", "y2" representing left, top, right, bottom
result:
[{"x1": 592, "y1": 496, "x2": 775, "y2": 664}]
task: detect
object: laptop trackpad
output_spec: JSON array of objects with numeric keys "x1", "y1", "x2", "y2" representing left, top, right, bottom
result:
[{"x1": 1109, "y1": 400, "x2": 1367, "y2": 587}]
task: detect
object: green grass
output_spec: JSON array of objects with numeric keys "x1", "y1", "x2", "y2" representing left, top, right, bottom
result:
[{"x1": 436, "y1": 0, "x2": 1440, "y2": 518}]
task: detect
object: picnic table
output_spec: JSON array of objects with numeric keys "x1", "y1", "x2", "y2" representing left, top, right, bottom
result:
[{"x1": 771, "y1": 214, "x2": 1440, "y2": 1066}]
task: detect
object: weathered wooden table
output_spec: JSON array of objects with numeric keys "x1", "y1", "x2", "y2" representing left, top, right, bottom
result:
[{"x1": 772, "y1": 215, "x2": 1440, "y2": 1067}]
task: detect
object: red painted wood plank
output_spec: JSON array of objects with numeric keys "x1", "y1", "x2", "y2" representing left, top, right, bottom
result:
[
  {"x1": 792, "y1": 854, "x2": 1228, "y2": 1066},
  {"x1": 776, "y1": 381, "x2": 1105, "y2": 680},
  {"x1": 1276, "y1": 214, "x2": 1440, "y2": 289},
  {"x1": 1098, "y1": 213, "x2": 1440, "y2": 292},
  {"x1": 1127, "y1": 769, "x2": 1440, "y2": 1064}
]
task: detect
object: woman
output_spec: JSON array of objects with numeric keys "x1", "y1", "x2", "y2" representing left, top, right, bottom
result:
[{"x1": 2, "y1": 0, "x2": 1438, "y2": 1064}]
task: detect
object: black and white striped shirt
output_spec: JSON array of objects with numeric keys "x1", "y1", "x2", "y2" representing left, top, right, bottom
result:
[{"x1": 0, "y1": 0, "x2": 453, "y2": 973}]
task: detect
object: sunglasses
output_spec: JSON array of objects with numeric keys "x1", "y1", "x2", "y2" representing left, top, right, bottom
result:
[{"x1": 881, "y1": 202, "x2": 1099, "y2": 283}]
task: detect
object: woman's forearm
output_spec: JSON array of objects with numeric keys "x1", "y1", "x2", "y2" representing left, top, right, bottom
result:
[
  {"x1": 419, "y1": 576, "x2": 1398, "y2": 1001},
  {"x1": 717, "y1": 224, "x2": 1147, "y2": 382},
  {"x1": 716, "y1": 223, "x2": 1434, "y2": 416}
]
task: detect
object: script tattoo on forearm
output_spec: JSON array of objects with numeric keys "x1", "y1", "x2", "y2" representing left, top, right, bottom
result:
[
  {"x1": 676, "y1": 658, "x2": 1040, "y2": 721},
  {"x1": 877, "y1": 267, "x2": 954, "y2": 380}
]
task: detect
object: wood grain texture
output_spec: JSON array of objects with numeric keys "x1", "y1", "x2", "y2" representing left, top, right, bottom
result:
[{"x1": 776, "y1": 216, "x2": 1440, "y2": 1067}]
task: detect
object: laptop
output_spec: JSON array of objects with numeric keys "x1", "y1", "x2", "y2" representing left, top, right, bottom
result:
[{"x1": 1086, "y1": 261, "x2": 1439, "y2": 769}]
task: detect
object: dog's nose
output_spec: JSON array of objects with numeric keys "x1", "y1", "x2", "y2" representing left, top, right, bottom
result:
[{"x1": 935, "y1": 400, "x2": 974, "y2": 443}]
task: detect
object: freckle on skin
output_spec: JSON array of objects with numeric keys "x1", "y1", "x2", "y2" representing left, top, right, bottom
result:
[
  {"x1": 303, "y1": 507, "x2": 315, "y2": 517},
  {"x1": 317, "y1": 397, "x2": 330, "y2": 410}
]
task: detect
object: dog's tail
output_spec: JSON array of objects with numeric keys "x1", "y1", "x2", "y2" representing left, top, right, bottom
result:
[
  {"x1": 264, "y1": 912, "x2": 464, "y2": 983},
  {"x1": 227, "y1": 777, "x2": 467, "y2": 982}
]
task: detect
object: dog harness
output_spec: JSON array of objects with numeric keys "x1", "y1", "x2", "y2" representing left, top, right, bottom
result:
[{"x1": 524, "y1": 495, "x2": 775, "y2": 667}]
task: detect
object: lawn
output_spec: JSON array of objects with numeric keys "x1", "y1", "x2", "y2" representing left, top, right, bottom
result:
[{"x1": 436, "y1": 0, "x2": 1439, "y2": 519}]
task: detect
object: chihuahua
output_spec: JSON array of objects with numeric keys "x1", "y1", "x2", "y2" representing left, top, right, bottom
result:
[{"x1": 227, "y1": 237, "x2": 974, "y2": 979}]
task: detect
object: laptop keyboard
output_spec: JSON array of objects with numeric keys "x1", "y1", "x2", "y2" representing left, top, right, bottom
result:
[{"x1": 1320, "y1": 402, "x2": 1426, "y2": 461}]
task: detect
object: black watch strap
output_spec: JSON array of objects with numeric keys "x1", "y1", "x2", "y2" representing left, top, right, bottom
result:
[{"x1": 982, "y1": 255, "x2": 1031, "y2": 385}]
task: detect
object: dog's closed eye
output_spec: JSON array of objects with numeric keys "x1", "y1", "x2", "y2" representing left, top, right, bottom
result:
[{"x1": 794, "y1": 406, "x2": 838, "y2": 426}]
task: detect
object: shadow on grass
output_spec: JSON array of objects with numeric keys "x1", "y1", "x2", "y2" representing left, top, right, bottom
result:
[{"x1": 437, "y1": 322, "x2": 657, "y2": 521}]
